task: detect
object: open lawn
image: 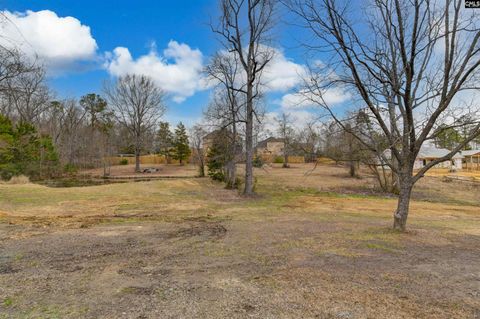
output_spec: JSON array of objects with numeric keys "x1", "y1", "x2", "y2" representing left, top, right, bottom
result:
[{"x1": 0, "y1": 164, "x2": 479, "y2": 318}]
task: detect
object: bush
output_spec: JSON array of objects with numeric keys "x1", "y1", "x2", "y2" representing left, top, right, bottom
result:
[
  {"x1": 253, "y1": 156, "x2": 264, "y2": 168},
  {"x1": 0, "y1": 115, "x2": 59, "y2": 181},
  {"x1": 63, "y1": 163, "x2": 78, "y2": 175},
  {"x1": 119, "y1": 158, "x2": 129, "y2": 165},
  {"x1": 273, "y1": 156, "x2": 284, "y2": 164},
  {"x1": 206, "y1": 137, "x2": 228, "y2": 182}
]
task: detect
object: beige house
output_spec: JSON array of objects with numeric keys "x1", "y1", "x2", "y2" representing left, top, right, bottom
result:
[
  {"x1": 202, "y1": 129, "x2": 243, "y2": 153},
  {"x1": 255, "y1": 137, "x2": 285, "y2": 157},
  {"x1": 461, "y1": 150, "x2": 480, "y2": 170},
  {"x1": 202, "y1": 131, "x2": 219, "y2": 151}
]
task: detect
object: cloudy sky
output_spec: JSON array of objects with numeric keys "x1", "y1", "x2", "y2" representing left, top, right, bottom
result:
[{"x1": 1, "y1": 0, "x2": 350, "y2": 127}]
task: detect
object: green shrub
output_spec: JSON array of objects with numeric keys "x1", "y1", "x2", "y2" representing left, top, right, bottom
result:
[
  {"x1": 273, "y1": 156, "x2": 284, "y2": 164},
  {"x1": 253, "y1": 156, "x2": 264, "y2": 168},
  {"x1": 0, "y1": 115, "x2": 59, "y2": 181},
  {"x1": 63, "y1": 163, "x2": 78, "y2": 174},
  {"x1": 119, "y1": 158, "x2": 129, "y2": 165}
]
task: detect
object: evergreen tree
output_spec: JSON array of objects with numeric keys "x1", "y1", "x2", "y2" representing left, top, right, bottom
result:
[
  {"x1": 79, "y1": 93, "x2": 108, "y2": 129},
  {"x1": 172, "y1": 122, "x2": 191, "y2": 165},
  {"x1": 435, "y1": 125, "x2": 463, "y2": 150},
  {"x1": 206, "y1": 132, "x2": 230, "y2": 182},
  {"x1": 207, "y1": 143, "x2": 226, "y2": 182},
  {"x1": 0, "y1": 114, "x2": 59, "y2": 180},
  {"x1": 156, "y1": 122, "x2": 174, "y2": 163}
]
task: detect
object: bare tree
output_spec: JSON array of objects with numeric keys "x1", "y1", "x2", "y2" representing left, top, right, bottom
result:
[
  {"x1": 212, "y1": 0, "x2": 276, "y2": 195},
  {"x1": 295, "y1": 121, "x2": 322, "y2": 163},
  {"x1": 289, "y1": 0, "x2": 480, "y2": 230},
  {"x1": 0, "y1": 46, "x2": 34, "y2": 92},
  {"x1": 104, "y1": 74, "x2": 166, "y2": 172},
  {"x1": 275, "y1": 113, "x2": 294, "y2": 168},
  {"x1": 205, "y1": 51, "x2": 245, "y2": 188},
  {"x1": 56, "y1": 99, "x2": 87, "y2": 166},
  {"x1": 1, "y1": 58, "x2": 49, "y2": 124},
  {"x1": 190, "y1": 124, "x2": 207, "y2": 177}
]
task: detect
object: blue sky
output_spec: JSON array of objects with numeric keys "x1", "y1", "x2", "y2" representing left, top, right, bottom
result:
[{"x1": 1, "y1": 0, "x2": 346, "y2": 127}]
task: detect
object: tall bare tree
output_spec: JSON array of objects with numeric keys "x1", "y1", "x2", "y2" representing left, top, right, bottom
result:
[
  {"x1": 275, "y1": 113, "x2": 294, "y2": 168},
  {"x1": 0, "y1": 46, "x2": 35, "y2": 93},
  {"x1": 190, "y1": 124, "x2": 207, "y2": 177},
  {"x1": 289, "y1": 0, "x2": 480, "y2": 230},
  {"x1": 205, "y1": 52, "x2": 245, "y2": 188},
  {"x1": 104, "y1": 74, "x2": 166, "y2": 172},
  {"x1": 212, "y1": 0, "x2": 276, "y2": 195}
]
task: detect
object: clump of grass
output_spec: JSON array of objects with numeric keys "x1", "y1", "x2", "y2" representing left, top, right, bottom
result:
[
  {"x1": 364, "y1": 242, "x2": 400, "y2": 253},
  {"x1": 7, "y1": 175, "x2": 30, "y2": 184},
  {"x1": 3, "y1": 297, "x2": 13, "y2": 307}
]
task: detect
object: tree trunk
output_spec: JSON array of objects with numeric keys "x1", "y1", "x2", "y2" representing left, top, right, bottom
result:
[
  {"x1": 229, "y1": 124, "x2": 237, "y2": 188},
  {"x1": 135, "y1": 150, "x2": 141, "y2": 173},
  {"x1": 349, "y1": 160, "x2": 356, "y2": 177},
  {"x1": 244, "y1": 84, "x2": 254, "y2": 195},
  {"x1": 198, "y1": 161, "x2": 205, "y2": 177},
  {"x1": 393, "y1": 175, "x2": 413, "y2": 231},
  {"x1": 283, "y1": 147, "x2": 289, "y2": 168},
  {"x1": 225, "y1": 159, "x2": 237, "y2": 188}
]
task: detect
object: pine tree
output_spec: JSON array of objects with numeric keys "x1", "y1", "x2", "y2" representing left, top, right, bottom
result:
[
  {"x1": 156, "y1": 122, "x2": 174, "y2": 163},
  {"x1": 206, "y1": 142, "x2": 226, "y2": 182},
  {"x1": 173, "y1": 122, "x2": 191, "y2": 165},
  {"x1": 79, "y1": 93, "x2": 108, "y2": 129},
  {"x1": 0, "y1": 114, "x2": 59, "y2": 180}
]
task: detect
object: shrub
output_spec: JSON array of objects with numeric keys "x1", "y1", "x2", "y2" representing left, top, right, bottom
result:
[
  {"x1": 273, "y1": 156, "x2": 284, "y2": 164},
  {"x1": 63, "y1": 163, "x2": 78, "y2": 174},
  {"x1": 119, "y1": 158, "x2": 129, "y2": 165},
  {"x1": 0, "y1": 115, "x2": 59, "y2": 181},
  {"x1": 253, "y1": 156, "x2": 264, "y2": 168}
]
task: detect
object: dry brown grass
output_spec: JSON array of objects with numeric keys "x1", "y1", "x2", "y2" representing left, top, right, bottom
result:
[
  {"x1": 2, "y1": 175, "x2": 30, "y2": 185},
  {"x1": 0, "y1": 163, "x2": 478, "y2": 318}
]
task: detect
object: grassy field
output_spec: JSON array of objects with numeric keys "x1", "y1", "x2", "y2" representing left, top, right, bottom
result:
[{"x1": 0, "y1": 164, "x2": 479, "y2": 318}]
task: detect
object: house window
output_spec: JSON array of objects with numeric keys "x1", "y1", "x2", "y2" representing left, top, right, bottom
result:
[{"x1": 422, "y1": 159, "x2": 426, "y2": 166}]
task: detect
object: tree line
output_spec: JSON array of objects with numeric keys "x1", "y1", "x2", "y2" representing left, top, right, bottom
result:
[
  {"x1": 1, "y1": 0, "x2": 479, "y2": 232},
  {"x1": 0, "y1": 50, "x2": 192, "y2": 179},
  {"x1": 197, "y1": 0, "x2": 480, "y2": 232}
]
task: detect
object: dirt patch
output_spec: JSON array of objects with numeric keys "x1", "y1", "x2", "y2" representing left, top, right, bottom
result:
[
  {"x1": 0, "y1": 165, "x2": 479, "y2": 318},
  {"x1": 167, "y1": 223, "x2": 227, "y2": 240}
]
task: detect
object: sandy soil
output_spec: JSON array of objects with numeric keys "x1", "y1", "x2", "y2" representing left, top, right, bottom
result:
[{"x1": 0, "y1": 164, "x2": 479, "y2": 318}]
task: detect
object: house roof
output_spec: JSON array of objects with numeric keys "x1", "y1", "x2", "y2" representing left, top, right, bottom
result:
[
  {"x1": 203, "y1": 130, "x2": 222, "y2": 140},
  {"x1": 256, "y1": 137, "x2": 284, "y2": 148},
  {"x1": 461, "y1": 150, "x2": 480, "y2": 157},
  {"x1": 417, "y1": 146, "x2": 463, "y2": 159}
]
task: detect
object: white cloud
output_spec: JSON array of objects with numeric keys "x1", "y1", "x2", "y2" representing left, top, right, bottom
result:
[
  {"x1": 261, "y1": 48, "x2": 307, "y2": 92},
  {"x1": 279, "y1": 88, "x2": 349, "y2": 109},
  {"x1": 0, "y1": 10, "x2": 98, "y2": 73},
  {"x1": 105, "y1": 41, "x2": 205, "y2": 103},
  {"x1": 208, "y1": 46, "x2": 307, "y2": 93},
  {"x1": 261, "y1": 109, "x2": 318, "y2": 137}
]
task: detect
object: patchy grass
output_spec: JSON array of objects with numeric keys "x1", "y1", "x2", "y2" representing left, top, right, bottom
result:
[
  {"x1": 0, "y1": 163, "x2": 479, "y2": 318},
  {"x1": 3, "y1": 297, "x2": 13, "y2": 307}
]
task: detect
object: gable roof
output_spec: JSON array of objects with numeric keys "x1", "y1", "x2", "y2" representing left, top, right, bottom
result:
[
  {"x1": 256, "y1": 137, "x2": 284, "y2": 148},
  {"x1": 203, "y1": 130, "x2": 222, "y2": 140},
  {"x1": 461, "y1": 150, "x2": 480, "y2": 157},
  {"x1": 417, "y1": 146, "x2": 463, "y2": 159}
]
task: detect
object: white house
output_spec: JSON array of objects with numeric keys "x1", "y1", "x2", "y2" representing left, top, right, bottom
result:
[{"x1": 413, "y1": 147, "x2": 463, "y2": 170}]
